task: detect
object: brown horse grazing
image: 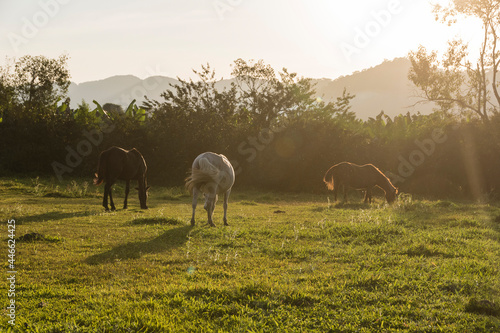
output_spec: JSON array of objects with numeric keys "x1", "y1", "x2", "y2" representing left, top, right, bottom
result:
[
  {"x1": 323, "y1": 162, "x2": 398, "y2": 203},
  {"x1": 93, "y1": 146, "x2": 149, "y2": 211}
]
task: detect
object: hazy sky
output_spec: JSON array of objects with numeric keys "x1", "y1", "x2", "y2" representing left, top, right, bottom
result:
[{"x1": 0, "y1": 0, "x2": 483, "y2": 83}]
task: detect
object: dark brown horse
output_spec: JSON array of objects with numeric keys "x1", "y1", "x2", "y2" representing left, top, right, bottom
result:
[
  {"x1": 93, "y1": 146, "x2": 149, "y2": 210},
  {"x1": 323, "y1": 162, "x2": 398, "y2": 203}
]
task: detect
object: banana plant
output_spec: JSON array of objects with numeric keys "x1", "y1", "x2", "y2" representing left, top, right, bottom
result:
[
  {"x1": 125, "y1": 99, "x2": 146, "y2": 123},
  {"x1": 92, "y1": 100, "x2": 111, "y2": 120}
]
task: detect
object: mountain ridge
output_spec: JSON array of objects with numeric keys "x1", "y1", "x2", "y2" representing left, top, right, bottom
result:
[{"x1": 67, "y1": 58, "x2": 435, "y2": 119}]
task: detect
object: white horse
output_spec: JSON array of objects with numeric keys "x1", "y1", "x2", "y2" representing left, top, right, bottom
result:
[{"x1": 185, "y1": 152, "x2": 235, "y2": 227}]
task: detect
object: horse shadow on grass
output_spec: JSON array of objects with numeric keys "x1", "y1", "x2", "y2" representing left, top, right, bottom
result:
[
  {"x1": 85, "y1": 225, "x2": 192, "y2": 265},
  {"x1": 18, "y1": 210, "x2": 98, "y2": 224}
]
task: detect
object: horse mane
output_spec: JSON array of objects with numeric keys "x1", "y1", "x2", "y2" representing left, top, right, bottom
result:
[
  {"x1": 129, "y1": 148, "x2": 148, "y2": 175},
  {"x1": 322, "y1": 167, "x2": 335, "y2": 191},
  {"x1": 371, "y1": 164, "x2": 397, "y2": 193}
]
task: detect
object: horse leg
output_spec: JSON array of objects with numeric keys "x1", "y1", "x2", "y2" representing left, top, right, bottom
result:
[
  {"x1": 343, "y1": 185, "x2": 348, "y2": 203},
  {"x1": 205, "y1": 195, "x2": 217, "y2": 227},
  {"x1": 364, "y1": 189, "x2": 371, "y2": 204},
  {"x1": 108, "y1": 180, "x2": 116, "y2": 211},
  {"x1": 203, "y1": 185, "x2": 217, "y2": 227},
  {"x1": 123, "y1": 180, "x2": 130, "y2": 209},
  {"x1": 223, "y1": 189, "x2": 231, "y2": 226},
  {"x1": 135, "y1": 178, "x2": 149, "y2": 209},
  {"x1": 103, "y1": 182, "x2": 110, "y2": 211},
  {"x1": 207, "y1": 201, "x2": 216, "y2": 227},
  {"x1": 190, "y1": 187, "x2": 199, "y2": 226},
  {"x1": 332, "y1": 177, "x2": 338, "y2": 202}
]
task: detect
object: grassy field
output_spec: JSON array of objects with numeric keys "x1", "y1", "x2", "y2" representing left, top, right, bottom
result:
[{"x1": 1, "y1": 177, "x2": 500, "y2": 332}]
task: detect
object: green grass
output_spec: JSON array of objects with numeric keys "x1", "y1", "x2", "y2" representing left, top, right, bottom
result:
[{"x1": 1, "y1": 177, "x2": 500, "y2": 332}]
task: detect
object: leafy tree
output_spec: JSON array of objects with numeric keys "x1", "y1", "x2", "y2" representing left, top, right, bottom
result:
[
  {"x1": 163, "y1": 64, "x2": 236, "y2": 136},
  {"x1": 409, "y1": 0, "x2": 500, "y2": 122},
  {"x1": 231, "y1": 58, "x2": 333, "y2": 129},
  {"x1": 231, "y1": 58, "x2": 278, "y2": 127},
  {"x1": 0, "y1": 63, "x2": 16, "y2": 122},
  {"x1": 10, "y1": 54, "x2": 70, "y2": 116}
]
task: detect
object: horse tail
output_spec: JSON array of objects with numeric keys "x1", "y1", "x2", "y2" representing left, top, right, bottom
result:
[
  {"x1": 323, "y1": 167, "x2": 335, "y2": 191},
  {"x1": 93, "y1": 151, "x2": 107, "y2": 186},
  {"x1": 185, "y1": 157, "x2": 220, "y2": 193}
]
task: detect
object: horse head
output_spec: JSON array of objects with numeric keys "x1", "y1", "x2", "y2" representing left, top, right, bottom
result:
[
  {"x1": 202, "y1": 182, "x2": 218, "y2": 207},
  {"x1": 135, "y1": 183, "x2": 150, "y2": 209},
  {"x1": 386, "y1": 188, "x2": 399, "y2": 203}
]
